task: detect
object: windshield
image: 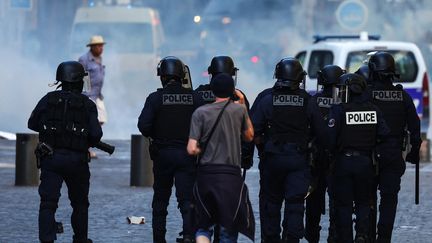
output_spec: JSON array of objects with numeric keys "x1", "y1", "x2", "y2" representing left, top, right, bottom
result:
[
  {"x1": 346, "y1": 50, "x2": 418, "y2": 83},
  {"x1": 71, "y1": 23, "x2": 154, "y2": 53}
]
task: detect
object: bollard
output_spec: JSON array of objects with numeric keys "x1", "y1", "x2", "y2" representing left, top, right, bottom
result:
[
  {"x1": 15, "y1": 133, "x2": 39, "y2": 186},
  {"x1": 130, "y1": 135, "x2": 154, "y2": 187}
]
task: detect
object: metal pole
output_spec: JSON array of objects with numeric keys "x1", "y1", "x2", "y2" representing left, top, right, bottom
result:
[
  {"x1": 15, "y1": 133, "x2": 39, "y2": 186},
  {"x1": 130, "y1": 135, "x2": 153, "y2": 187}
]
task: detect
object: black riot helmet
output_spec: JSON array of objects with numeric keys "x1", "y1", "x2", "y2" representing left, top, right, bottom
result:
[
  {"x1": 273, "y1": 58, "x2": 307, "y2": 89},
  {"x1": 56, "y1": 61, "x2": 87, "y2": 83},
  {"x1": 355, "y1": 64, "x2": 371, "y2": 85},
  {"x1": 317, "y1": 65, "x2": 345, "y2": 86},
  {"x1": 157, "y1": 56, "x2": 185, "y2": 86},
  {"x1": 368, "y1": 51, "x2": 396, "y2": 75},
  {"x1": 207, "y1": 56, "x2": 238, "y2": 76},
  {"x1": 274, "y1": 58, "x2": 307, "y2": 82},
  {"x1": 336, "y1": 73, "x2": 367, "y2": 103},
  {"x1": 55, "y1": 61, "x2": 87, "y2": 92}
]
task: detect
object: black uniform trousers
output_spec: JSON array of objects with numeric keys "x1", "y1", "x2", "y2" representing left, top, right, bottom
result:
[
  {"x1": 305, "y1": 166, "x2": 328, "y2": 243},
  {"x1": 151, "y1": 147, "x2": 196, "y2": 242},
  {"x1": 375, "y1": 139, "x2": 406, "y2": 242},
  {"x1": 260, "y1": 144, "x2": 310, "y2": 242},
  {"x1": 331, "y1": 153, "x2": 374, "y2": 243},
  {"x1": 38, "y1": 149, "x2": 90, "y2": 242}
]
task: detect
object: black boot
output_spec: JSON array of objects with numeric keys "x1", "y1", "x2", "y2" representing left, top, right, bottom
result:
[
  {"x1": 73, "y1": 239, "x2": 93, "y2": 243},
  {"x1": 281, "y1": 234, "x2": 300, "y2": 243},
  {"x1": 355, "y1": 235, "x2": 369, "y2": 243}
]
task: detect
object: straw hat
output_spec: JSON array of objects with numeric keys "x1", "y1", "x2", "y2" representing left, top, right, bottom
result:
[{"x1": 87, "y1": 35, "x2": 106, "y2": 47}]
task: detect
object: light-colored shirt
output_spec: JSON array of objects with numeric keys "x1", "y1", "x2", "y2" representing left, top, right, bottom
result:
[{"x1": 79, "y1": 51, "x2": 105, "y2": 100}]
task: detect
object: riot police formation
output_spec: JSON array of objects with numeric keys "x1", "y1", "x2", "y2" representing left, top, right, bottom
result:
[
  {"x1": 251, "y1": 58, "x2": 328, "y2": 243},
  {"x1": 305, "y1": 65, "x2": 345, "y2": 243},
  {"x1": 137, "y1": 56, "x2": 204, "y2": 243},
  {"x1": 28, "y1": 61, "x2": 103, "y2": 243},
  {"x1": 367, "y1": 52, "x2": 421, "y2": 243},
  {"x1": 327, "y1": 73, "x2": 390, "y2": 243}
]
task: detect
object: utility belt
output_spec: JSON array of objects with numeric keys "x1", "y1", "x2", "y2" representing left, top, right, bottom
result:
[
  {"x1": 341, "y1": 149, "x2": 371, "y2": 157},
  {"x1": 148, "y1": 139, "x2": 187, "y2": 160}
]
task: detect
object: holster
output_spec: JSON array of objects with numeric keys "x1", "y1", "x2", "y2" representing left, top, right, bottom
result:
[{"x1": 34, "y1": 142, "x2": 54, "y2": 168}]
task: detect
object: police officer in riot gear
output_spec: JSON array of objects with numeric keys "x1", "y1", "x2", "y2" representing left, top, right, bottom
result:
[
  {"x1": 252, "y1": 58, "x2": 327, "y2": 243},
  {"x1": 305, "y1": 65, "x2": 344, "y2": 243},
  {"x1": 327, "y1": 73, "x2": 389, "y2": 243},
  {"x1": 368, "y1": 52, "x2": 421, "y2": 243},
  {"x1": 138, "y1": 56, "x2": 204, "y2": 243},
  {"x1": 355, "y1": 64, "x2": 372, "y2": 85},
  {"x1": 28, "y1": 61, "x2": 103, "y2": 243}
]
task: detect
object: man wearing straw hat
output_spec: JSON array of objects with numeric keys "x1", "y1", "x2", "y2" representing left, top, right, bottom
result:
[{"x1": 79, "y1": 35, "x2": 107, "y2": 158}]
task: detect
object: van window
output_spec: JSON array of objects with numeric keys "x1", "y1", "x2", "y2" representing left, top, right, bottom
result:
[
  {"x1": 346, "y1": 50, "x2": 418, "y2": 83},
  {"x1": 71, "y1": 23, "x2": 154, "y2": 53},
  {"x1": 295, "y1": 51, "x2": 306, "y2": 66},
  {"x1": 308, "y1": 51, "x2": 334, "y2": 78}
]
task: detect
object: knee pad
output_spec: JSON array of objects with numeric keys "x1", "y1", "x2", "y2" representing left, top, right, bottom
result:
[{"x1": 178, "y1": 201, "x2": 194, "y2": 214}]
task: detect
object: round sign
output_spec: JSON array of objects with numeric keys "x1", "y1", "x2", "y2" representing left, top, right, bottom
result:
[{"x1": 336, "y1": 0, "x2": 369, "y2": 31}]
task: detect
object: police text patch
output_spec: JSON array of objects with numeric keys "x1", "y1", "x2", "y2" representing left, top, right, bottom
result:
[
  {"x1": 162, "y1": 94, "x2": 193, "y2": 105},
  {"x1": 372, "y1": 90, "x2": 403, "y2": 101},
  {"x1": 317, "y1": 97, "x2": 338, "y2": 108},
  {"x1": 273, "y1": 95, "x2": 304, "y2": 106},
  {"x1": 198, "y1": 90, "x2": 215, "y2": 102},
  {"x1": 345, "y1": 111, "x2": 377, "y2": 125}
]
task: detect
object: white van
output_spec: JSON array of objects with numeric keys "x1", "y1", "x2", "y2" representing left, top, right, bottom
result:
[
  {"x1": 70, "y1": 6, "x2": 164, "y2": 84},
  {"x1": 295, "y1": 34, "x2": 430, "y2": 137}
]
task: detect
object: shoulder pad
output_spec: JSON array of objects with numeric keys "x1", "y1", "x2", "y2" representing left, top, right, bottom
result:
[{"x1": 395, "y1": 84, "x2": 403, "y2": 90}]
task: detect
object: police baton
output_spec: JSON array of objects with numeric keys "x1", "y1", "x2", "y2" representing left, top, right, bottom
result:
[
  {"x1": 415, "y1": 162, "x2": 419, "y2": 204},
  {"x1": 94, "y1": 141, "x2": 115, "y2": 155}
]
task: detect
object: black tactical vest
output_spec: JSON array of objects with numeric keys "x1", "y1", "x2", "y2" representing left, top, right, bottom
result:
[
  {"x1": 39, "y1": 91, "x2": 89, "y2": 152},
  {"x1": 195, "y1": 84, "x2": 215, "y2": 104},
  {"x1": 338, "y1": 102, "x2": 378, "y2": 151},
  {"x1": 153, "y1": 84, "x2": 196, "y2": 143},
  {"x1": 371, "y1": 84, "x2": 406, "y2": 137},
  {"x1": 271, "y1": 88, "x2": 309, "y2": 145},
  {"x1": 314, "y1": 92, "x2": 338, "y2": 120}
]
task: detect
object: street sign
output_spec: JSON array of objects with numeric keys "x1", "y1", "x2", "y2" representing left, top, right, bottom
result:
[
  {"x1": 336, "y1": 0, "x2": 368, "y2": 31},
  {"x1": 9, "y1": 0, "x2": 32, "y2": 10}
]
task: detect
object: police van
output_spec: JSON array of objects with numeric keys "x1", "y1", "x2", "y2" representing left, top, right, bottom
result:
[{"x1": 295, "y1": 34, "x2": 431, "y2": 138}]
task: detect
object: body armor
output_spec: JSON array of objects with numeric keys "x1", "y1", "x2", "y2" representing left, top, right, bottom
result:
[
  {"x1": 270, "y1": 88, "x2": 310, "y2": 146},
  {"x1": 39, "y1": 91, "x2": 90, "y2": 152}
]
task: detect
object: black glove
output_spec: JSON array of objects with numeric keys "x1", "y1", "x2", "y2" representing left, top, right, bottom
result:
[
  {"x1": 406, "y1": 150, "x2": 420, "y2": 164},
  {"x1": 241, "y1": 142, "x2": 255, "y2": 170}
]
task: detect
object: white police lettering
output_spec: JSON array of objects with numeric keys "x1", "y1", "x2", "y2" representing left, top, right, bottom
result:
[
  {"x1": 317, "y1": 97, "x2": 337, "y2": 108},
  {"x1": 162, "y1": 94, "x2": 193, "y2": 105},
  {"x1": 372, "y1": 90, "x2": 403, "y2": 101},
  {"x1": 273, "y1": 95, "x2": 304, "y2": 106},
  {"x1": 198, "y1": 90, "x2": 215, "y2": 102},
  {"x1": 345, "y1": 111, "x2": 377, "y2": 125}
]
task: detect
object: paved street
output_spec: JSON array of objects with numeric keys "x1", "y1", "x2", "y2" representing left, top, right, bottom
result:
[{"x1": 0, "y1": 139, "x2": 431, "y2": 243}]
